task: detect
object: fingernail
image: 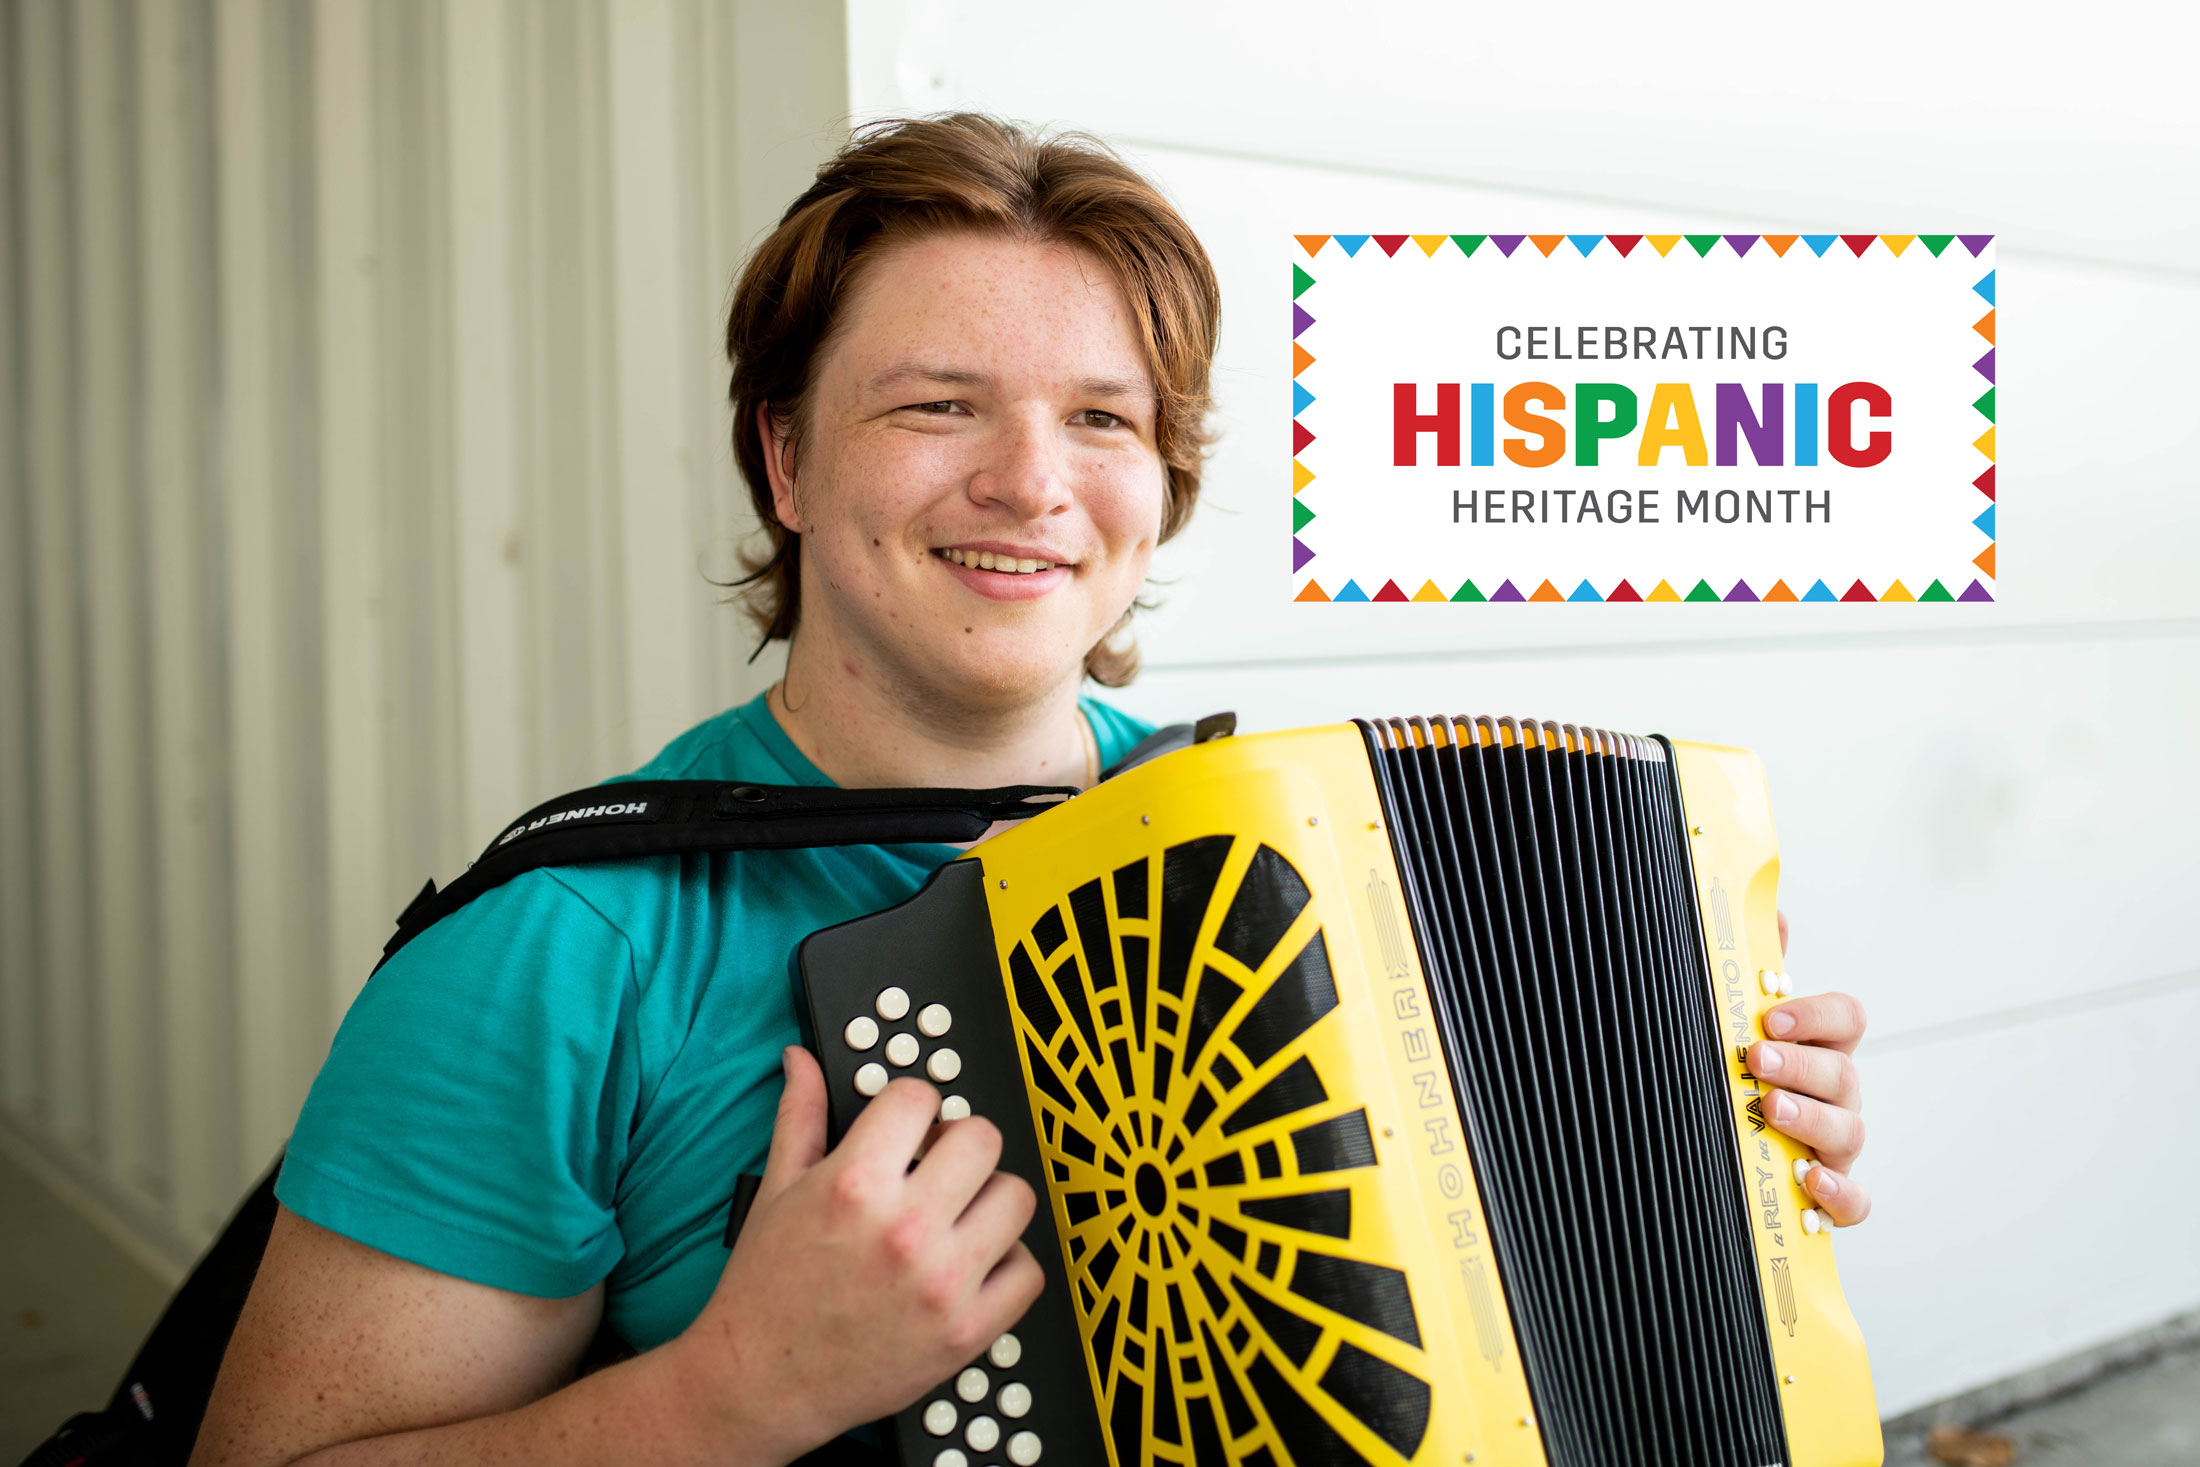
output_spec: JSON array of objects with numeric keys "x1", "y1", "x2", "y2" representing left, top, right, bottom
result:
[
  {"x1": 1765, "y1": 1010, "x2": 1796, "y2": 1038},
  {"x1": 1772, "y1": 1092, "x2": 1799, "y2": 1126},
  {"x1": 1755, "y1": 1045, "x2": 1784, "y2": 1077},
  {"x1": 1813, "y1": 1169, "x2": 1840, "y2": 1198},
  {"x1": 782, "y1": 1046, "x2": 796, "y2": 1077}
]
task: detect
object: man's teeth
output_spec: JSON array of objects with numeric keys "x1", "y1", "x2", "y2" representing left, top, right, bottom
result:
[{"x1": 940, "y1": 547, "x2": 1054, "y2": 573}]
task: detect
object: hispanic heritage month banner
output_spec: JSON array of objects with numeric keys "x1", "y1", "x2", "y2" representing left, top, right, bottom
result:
[{"x1": 1288, "y1": 234, "x2": 1998, "y2": 604}]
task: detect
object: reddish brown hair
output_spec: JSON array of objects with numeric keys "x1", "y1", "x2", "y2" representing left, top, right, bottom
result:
[{"x1": 723, "y1": 113, "x2": 1220, "y2": 686}]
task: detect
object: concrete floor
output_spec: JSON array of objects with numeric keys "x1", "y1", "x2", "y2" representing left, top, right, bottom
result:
[
  {"x1": 3, "y1": 1144, "x2": 2198, "y2": 1465},
  {"x1": 1, "y1": 1145, "x2": 174, "y2": 1462},
  {"x1": 1882, "y1": 1339, "x2": 2200, "y2": 1467}
]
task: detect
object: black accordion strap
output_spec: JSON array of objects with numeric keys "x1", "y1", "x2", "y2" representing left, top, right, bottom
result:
[{"x1": 378, "y1": 779, "x2": 1079, "y2": 970}]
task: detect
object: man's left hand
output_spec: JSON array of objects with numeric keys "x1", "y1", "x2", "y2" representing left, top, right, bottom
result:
[{"x1": 1745, "y1": 911, "x2": 1872, "y2": 1227}]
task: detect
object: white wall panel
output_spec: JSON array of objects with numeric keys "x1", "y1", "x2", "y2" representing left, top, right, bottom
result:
[
  {"x1": 841, "y1": 0, "x2": 2200, "y2": 1410},
  {"x1": 849, "y1": 0, "x2": 2200, "y2": 276},
  {"x1": 1842, "y1": 981, "x2": 2200, "y2": 1416}
]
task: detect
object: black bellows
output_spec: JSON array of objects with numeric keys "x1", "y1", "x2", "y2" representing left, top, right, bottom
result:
[{"x1": 1356, "y1": 717, "x2": 1786, "y2": 1467}]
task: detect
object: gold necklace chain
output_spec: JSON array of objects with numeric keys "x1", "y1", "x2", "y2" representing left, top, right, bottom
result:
[{"x1": 1076, "y1": 705, "x2": 1100, "y2": 788}]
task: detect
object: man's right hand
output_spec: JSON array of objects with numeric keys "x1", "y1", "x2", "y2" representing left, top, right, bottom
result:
[{"x1": 668, "y1": 1045, "x2": 1046, "y2": 1460}]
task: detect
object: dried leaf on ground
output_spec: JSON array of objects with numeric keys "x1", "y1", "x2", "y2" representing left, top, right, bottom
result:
[{"x1": 1926, "y1": 1422, "x2": 2017, "y2": 1467}]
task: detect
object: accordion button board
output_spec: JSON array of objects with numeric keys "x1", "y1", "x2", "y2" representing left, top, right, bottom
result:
[
  {"x1": 797, "y1": 719, "x2": 1881, "y2": 1467},
  {"x1": 803, "y1": 857, "x2": 1109, "y2": 1467}
]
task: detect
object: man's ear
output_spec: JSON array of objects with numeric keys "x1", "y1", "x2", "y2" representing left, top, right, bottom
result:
[{"x1": 757, "y1": 401, "x2": 803, "y2": 534}]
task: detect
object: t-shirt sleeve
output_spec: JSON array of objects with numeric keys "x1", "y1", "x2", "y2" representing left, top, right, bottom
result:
[{"x1": 277, "y1": 868, "x2": 643, "y2": 1298}]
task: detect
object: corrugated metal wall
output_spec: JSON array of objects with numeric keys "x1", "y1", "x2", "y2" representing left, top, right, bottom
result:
[{"x1": 0, "y1": 0, "x2": 841, "y2": 1268}]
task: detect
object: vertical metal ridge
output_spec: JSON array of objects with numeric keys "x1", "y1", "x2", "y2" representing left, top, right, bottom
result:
[
  {"x1": 0, "y1": 0, "x2": 40, "y2": 1123},
  {"x1": 138, "y1": 0, "x2": 234, "y2": 1234},
  {"x1": 18, "y1": 0, "x2": 97, "y2": 1151}
]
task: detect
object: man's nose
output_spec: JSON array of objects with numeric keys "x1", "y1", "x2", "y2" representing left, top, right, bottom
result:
[{"x1": 967, "y1": 412, "x2": 1074, "y2": 518}]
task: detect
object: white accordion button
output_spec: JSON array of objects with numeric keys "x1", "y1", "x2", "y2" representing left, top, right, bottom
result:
[
  {"x1": 933, "y1": 1452, "x2": 967, "y2": 1467},
  {"x1": 886, "y1": 1032, "x2": 921, "y2": 1067},
  {"x1": 1803, "y1": 1208, "x2": 1823, "y2": 1235},
  {"x1": 1007, "y1": 1430, "x2": 1043, "y2": 1465},
  {"x1": 988, "y1": 1333, "x2": 1022, "y2": 1369},
  {"x1": 918, "y1": 1003, "x2": 953, "y2": 1037},
  {"x1": 853, "y1": 1062, "x2": 888, "y2": 1097},
  {"x1": 940, "y1": 1095, "x2": 972, "y2": 1122},
  {"x1": 1778, "y1": 971, "x2": 1795, "y2": 997},
  {"x1": 876, "y1": 986, "x2": 911, "y2": 1021},
  {"x1": 927, "y1": 1048, "x2": 963, "y2": 1083},
  {"x1": 922, "y1": 1399, "x2": 957, "y2": 1436},
  {"x1": 955, "y1": 1367, "x2": 989, "y2": 1403},
  {"x1": 1794, "y1": 1158, "x2": 1814, "y2": 1186},
  {"x1": 1759, "y1": 968, "x2": 1779, "y2": 995},
  {"x1": 843, "y1": 1016, "x2": 879, "y2": 1051},
  {"x1": 965, "y1": 1415, "x2": 1000, "y2": 1452},
  {"x1": 998, "y1": 1381, "x2": 1032, "y2": 1418}
]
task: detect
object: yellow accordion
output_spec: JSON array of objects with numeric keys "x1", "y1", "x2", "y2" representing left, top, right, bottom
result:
[{"x1": 799, "y1": 716, "x2": 1881, "y2": 1467}]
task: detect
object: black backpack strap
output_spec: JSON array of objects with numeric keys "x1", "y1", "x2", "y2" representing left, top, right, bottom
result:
[{"x1": 378, "y1": 780, "x2": 1078, "y2": 969}]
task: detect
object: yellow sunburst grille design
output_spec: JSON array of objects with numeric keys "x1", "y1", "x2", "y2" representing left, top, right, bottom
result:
[{"x1": 1007, "y1": 834, "x2": 1435, "y2": 1467}]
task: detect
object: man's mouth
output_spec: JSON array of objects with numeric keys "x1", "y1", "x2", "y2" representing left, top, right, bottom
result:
[{"x1": 933, "y1": 546, "x2": 1065, "y2": 575}]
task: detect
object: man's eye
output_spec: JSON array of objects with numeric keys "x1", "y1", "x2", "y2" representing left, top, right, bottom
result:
[
  {"x1": 1082, "y1": 410, "x2": 1126, "y2": 429},
  {"x1": 908, "y1": 400, "x2": 960, "y2": 414}
]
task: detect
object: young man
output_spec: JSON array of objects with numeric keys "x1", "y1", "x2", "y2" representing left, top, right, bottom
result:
[{"x1": 192, "y1": 116, "x2": 1871, "y2": 1467}]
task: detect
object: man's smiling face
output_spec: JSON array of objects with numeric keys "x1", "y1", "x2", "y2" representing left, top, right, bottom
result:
[{"x1": 765, "y1": 230, "x2": 1167, "y2": 711}]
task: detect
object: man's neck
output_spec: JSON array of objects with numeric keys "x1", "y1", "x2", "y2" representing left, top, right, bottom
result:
[{"x1": 768, "y1": 629, "x2": 1094, "y2": 793}]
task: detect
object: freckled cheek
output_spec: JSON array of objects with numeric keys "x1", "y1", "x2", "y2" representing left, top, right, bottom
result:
[{"x1": 834, "y1": 437, "x2": 977, "y2": 544}]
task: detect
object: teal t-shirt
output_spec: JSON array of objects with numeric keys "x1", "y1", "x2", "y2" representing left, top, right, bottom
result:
[{"x1": 279, "y1": 691, "x2": 1156, "y2": 1350}]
